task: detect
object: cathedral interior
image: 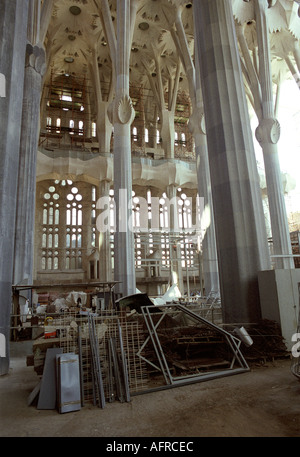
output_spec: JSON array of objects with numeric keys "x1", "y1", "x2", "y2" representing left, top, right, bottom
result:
[{"x1": 0, "y1": 0, "x2": 300, "y2": 434}]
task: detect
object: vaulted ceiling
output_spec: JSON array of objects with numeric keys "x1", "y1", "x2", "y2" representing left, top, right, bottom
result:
[
  {"x1": 45, "y1": 1, "x2": 192, "y2": 91},
  {"x1": 43, "y1": 0, "x2": 300, "y2": 111}
]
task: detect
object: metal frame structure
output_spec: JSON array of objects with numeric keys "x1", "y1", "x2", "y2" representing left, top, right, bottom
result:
[
  {"x1": 117, "y1": 320, "x2": 131, "y2": 402},
  {"x1": 137, "y1": 304, "x2": 250, "y2": 391},
  {"x1": 88, "y1": 313, "x2": 106, "y2": 408},
  {"x1": 58, "y1": 310, "x2": 146, "y2": 404},
  {"x1": 33, "y1": 304, "x2": 251, "y2": 404}
]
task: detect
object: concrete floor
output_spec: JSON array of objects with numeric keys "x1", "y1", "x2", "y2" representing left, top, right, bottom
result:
[{"x1": 0, "y1": 341, "x2": 300, "y2": 438}]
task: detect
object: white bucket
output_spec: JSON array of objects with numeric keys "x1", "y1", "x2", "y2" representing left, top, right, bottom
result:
[{"x1": 233, "y1": 326, "x2": 253, "y2": 347}]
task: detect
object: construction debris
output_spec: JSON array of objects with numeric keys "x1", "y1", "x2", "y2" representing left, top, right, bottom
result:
[
  {"x1": 27, "y1": 292, "x2": 293, "y2": 412},
  {"x1": 234, "y1": 319, "x2": 289, "y2": 362}
]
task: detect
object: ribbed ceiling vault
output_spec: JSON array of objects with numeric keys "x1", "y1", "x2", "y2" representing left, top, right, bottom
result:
[{"x1": 43, "y1": 0, "x2": 300, "y2": 105}]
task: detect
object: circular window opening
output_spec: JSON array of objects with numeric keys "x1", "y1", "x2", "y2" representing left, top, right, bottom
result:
[
  {"x1": 69, "y1": 6, "x2": 81, "y2": 15},
  {"x1": 138, "y1": 22, "x2": 149, "y2": 31}
]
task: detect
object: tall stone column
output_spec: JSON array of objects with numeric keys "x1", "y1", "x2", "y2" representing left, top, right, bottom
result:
[
  {"x1": 254, "y1": 0, "x2": 294, "y2": 269},
  {"x1": 0, "y1": 0, "x2": 29, "y2": 375},
  {"x1": 193, "y1": 60, "x2": 220, "y2": 297},
  {"x1": 13, "y1": 43, "x2": 46, "y2": 285},
  {"x1": 161, "y1": 110, "x2": 175, "y2": 159},
  {"x1": 193, "y1": 0, "x2": 271, "y2": 323},
  {"x1": 171, "y1": 5, "x2": 219, "y2": 297},
  {"x1": 144, "y1": 54, "x2": 180, "y2": 159},
  {"x1": 98, "y1": 179, "x2": 112, "y2": 282},
  {"x1": 111, "y1": 0, "x2": 136, "y2": 297},
  {"x1": 191, "y1": 116, "x2": 220, "y2": 296},
  {"x1": 166, "y1": 184, "x2": 184, "y2": 294}
]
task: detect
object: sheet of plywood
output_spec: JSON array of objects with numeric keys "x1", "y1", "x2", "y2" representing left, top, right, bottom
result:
[{"x1": 37, "y1": 347, "x2": 63, "y2": 409}]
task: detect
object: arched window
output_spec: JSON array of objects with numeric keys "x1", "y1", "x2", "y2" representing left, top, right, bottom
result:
[
  {"x1": 156, "y1": 130, "x2": 160, "y2": 144},
  {"x1": 46, "y1": 117, "x2": 52, "y2": 132},
  {"x1": 56, "y1": 118, "x2": 61, "y2": 133},
  {"x1": 38, "y1": 180, "x2": 96, "y2": 273},
  {"x1": 133, "y1": 126, "x2": 138, "y2": 142},
  {"x1": 92, "y1": 122, "x2": 97, "y2": 137}
]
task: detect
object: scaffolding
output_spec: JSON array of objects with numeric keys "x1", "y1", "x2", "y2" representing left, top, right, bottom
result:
[
  {"x1": 130, "y1": 85, "x2": 194, "y2": 161},
  {"x1": 39, "y1": 74, "x2": 195, "y2": 161},
  {"x1": 40, "y1": 72, "x2": 94, "y2": 151},
  {"x1": 291, "y1": 231, "x2": 300, "y2": 268}
]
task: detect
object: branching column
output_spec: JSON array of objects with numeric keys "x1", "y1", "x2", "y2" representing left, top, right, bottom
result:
[
  {"x1": 90, "y1": 44, "x2": 113, "y2": 154},
  {"x1": 166, "y1": 184, "x2": 184, "y2": 294},
  {"x1": 194, "y1": 0, "x2": 271, "y2": 323},
  {"x1": 254, "y1": 0, "x2": 294, "y2": 269},
  {"x1": 144, "y1": 53, "x2": 180, "y2": 159},
  {"x1": 112, "y1": 0, "x2": 136, "y2": 296},
  {"x1": 99, "y1": 179, "x2": 112, "y2": 282}
]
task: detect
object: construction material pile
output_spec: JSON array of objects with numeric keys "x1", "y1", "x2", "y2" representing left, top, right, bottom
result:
[
  {"x1": 28, "y1": 299, "x2": 292, "y2": 413},
  {"x1": 238, "y1": 319, "x2": 289, "y2": 362}
]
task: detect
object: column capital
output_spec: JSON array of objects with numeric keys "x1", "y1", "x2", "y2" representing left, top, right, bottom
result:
[
  {"x1": 255, "y1": 117, "x2": 281, "y2": 144},
  {"x1": 25, "y1": 42, "x2": 46, "y2": 76},
  {"x1": 108, "y1": 93, "x2": 135, "y2": 125}
]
